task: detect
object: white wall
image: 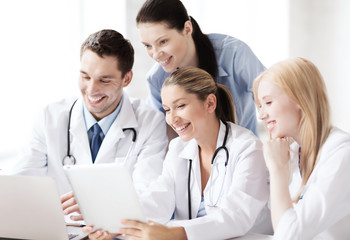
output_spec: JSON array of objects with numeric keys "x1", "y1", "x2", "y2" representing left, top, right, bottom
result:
[
  {"x1": 290, "y1": 0, "x2": 350, "y2": 133},
  {"x1": 1, "y1": 0, "x2": 349, "y2": 171}
]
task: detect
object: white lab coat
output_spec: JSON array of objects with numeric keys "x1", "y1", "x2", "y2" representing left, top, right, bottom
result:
[
  {"x1": 13, "y1": 92, "x2": 168, "y2": 195},
  {"x1": 274, "y1": 127, "x2": 350, "y2": 239},
  {"x1": 140, "y1": 121, "x2": 272, "y2": 240}
]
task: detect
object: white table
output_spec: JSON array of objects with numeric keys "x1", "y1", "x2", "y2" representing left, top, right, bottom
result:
[{"x1": 231, "y1": 233, "x2": 273, "y2": 239}]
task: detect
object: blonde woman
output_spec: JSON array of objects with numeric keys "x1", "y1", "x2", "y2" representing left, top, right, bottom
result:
[
  {"x1": 254, "y1": 57, "x2": 350, "y2": 239},
  {"x1": 85, "y1": 66, "x2": 271, "y2": 240}
]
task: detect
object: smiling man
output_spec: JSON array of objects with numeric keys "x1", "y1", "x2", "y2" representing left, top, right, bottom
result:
[{"x1": 13, "y1": 29, "x2": 168, "y2": 197}]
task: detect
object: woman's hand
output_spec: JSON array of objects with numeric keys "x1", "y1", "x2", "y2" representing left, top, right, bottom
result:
[
  {"x1": 82, "y1": 225, "x2": 119, "y2": 240},
  {"x1": 119, "y1": 220, "x2": 187, "y2": 240},
  {"x1": 263, "y1": 138, "x2": 293, "y2": 230},
  {"x1": 263, "y1": 138, "x2": 290, "y2": 173}
]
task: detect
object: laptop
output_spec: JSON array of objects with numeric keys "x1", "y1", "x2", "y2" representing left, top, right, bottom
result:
[
  {"x1": 0, "y1": 175, "x2": 88, "y2": 240},
  {"x1": 63, "y1": 163, "x2": 146, "y2": 233}
]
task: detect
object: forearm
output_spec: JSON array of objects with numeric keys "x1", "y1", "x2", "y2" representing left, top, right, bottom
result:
[{"x1": 269, "y1": 166, "x2": 293, "y2": 230}]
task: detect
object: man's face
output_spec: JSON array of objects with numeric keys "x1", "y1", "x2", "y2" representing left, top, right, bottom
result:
[{"x1": 79, "y1": 50, "x2": 131, "y2": 120}]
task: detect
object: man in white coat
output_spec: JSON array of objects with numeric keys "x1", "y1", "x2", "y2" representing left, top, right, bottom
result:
[{"x1": 13, "y1": 29, "x2": 168, "y2": 198}]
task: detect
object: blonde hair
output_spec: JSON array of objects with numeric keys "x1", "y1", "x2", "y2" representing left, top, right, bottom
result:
[
  {"x1": 253, "y1": 57, "x2": 332, "y2": 201},
  {"x1": 163, "y1": 66, "x2": 237, "y2": 124}
]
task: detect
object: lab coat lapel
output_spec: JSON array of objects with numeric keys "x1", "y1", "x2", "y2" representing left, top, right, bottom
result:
[
  {"x1": 69, "y1": 98, "x2": 92, "y2": 165},
  {"x1": 179, "y1": 139, "x2": 202, "y2": 218},
  {"x1": 204, "y1": 121, "x2": 228, "y2": 204},
  {"x1": 95, "y1": 93, "x2": 138, "y2": 163}
]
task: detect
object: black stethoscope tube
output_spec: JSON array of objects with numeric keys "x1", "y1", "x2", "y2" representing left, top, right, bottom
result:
[
  {"x1": 187, "y1": 122, "x2": 230, "y2": 219},
  {"x1": 66, "y1": 99, "x2": 78, "y2": 161},
  {"x1": 188, "y1": 159, "x2": 193, "y2": 219},
  {"x1": 62, "y1": 99, "x2": 137, "y2": 166}
]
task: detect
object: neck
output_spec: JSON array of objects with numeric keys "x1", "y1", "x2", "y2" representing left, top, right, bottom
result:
[
  {"x1": 185, "y1": 37, "x2": 199, "y2": 68},
  {"x1": 197, "y1": 119, "x2": 220, "y2": 161}
]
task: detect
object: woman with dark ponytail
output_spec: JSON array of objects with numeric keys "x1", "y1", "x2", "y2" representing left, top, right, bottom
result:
[
  {"x1": 136, "y1": 0, "x2": 265, "y2": 136},
  {"x1": 86, "y1": 67, "x2": 272, "y2": 240}
]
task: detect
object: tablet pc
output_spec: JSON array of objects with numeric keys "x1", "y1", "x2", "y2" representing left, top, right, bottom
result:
[{"x1": 63, "y1": 163, "x2": 146, "y2": 233}]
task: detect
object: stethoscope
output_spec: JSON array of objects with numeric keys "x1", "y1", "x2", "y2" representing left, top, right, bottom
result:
[
  {"x1": 187, "y1": 121, "x2": 230, "y2": 219},
  {"x1": 62, "y1": 99, "x2": 137, "y2": 166}
]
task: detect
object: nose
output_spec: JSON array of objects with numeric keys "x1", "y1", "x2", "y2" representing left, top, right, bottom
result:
[
  {"x1": 258, "y1": 107, "x2": 267, "y2": 120},
  {"x1": 87, "y1": 79, "x2": 99, "y2": 94},
  {"x1": 167, "y1": 110, "x2": 179, "y2": 125},
  {"x1": 152, "y1": 46, "x2": 163, "y2": 60}
]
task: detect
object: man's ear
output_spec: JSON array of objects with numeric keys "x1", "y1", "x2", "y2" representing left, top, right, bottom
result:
[
  {"x1": 122, "y1": 70, "x2": 133, "y2": 87},
  {"x1": 206, "y1": 93, "x2": 217, "y2": 113}
]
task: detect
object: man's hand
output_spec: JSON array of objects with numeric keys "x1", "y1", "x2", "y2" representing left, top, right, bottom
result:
[{"x1": 60, "y1": 191, "x2": 83, "y2": 221}]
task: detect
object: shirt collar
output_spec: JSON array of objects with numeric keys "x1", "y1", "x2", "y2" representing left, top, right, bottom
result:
[{"x1": 83, "y1": 95, "x2": 124, "y2": 135}]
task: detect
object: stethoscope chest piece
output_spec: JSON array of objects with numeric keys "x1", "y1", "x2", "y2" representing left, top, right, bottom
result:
[{"x1": 62, "y1": 155, "x2": 76, "y2": 166}]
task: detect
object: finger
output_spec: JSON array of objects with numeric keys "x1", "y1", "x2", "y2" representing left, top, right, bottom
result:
[
  {"x1": 121, "y1": 219, "x2": 146, "y2": 229},
  {"x1": 147, "y1": 220, "x2": 160, "y2": 226},
  {"x1": 62, "y1": 196, "x2": 77, "y2": 210},
  {"x1": 95, "y1": 231, "x2": 112, "y2": 240},
  {"x1": 60, "y1": 191, "x2": 74, "y2": 203},
  {"x1": 82, "y1": 225, "x2": 94, "y2": 233},
  {"x1": 119, "y1": 227, "x2": 142, "y2": 238},
  {"x1": 88, "y1": 230, "x2": 103, "y2": 240},
  {"x1": 63, "y1": 203, "x2": 81, "y2": 215},
  {"x1": 70, "y1": 214, "x2": 83, "y2": 221}
]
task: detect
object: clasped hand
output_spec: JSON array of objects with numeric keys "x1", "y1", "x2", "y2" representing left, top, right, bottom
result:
[{"x1": 263, "y1": 137, "x2": 290, "y2": 173}]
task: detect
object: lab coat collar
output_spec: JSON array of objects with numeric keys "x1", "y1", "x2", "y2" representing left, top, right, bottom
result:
[
  {"x1": 95, "y1": 92, "x2": 138, "y2": 163},
  {"x1": 176, "y1": 121, "x2": 228, "y2": 216},
  {"x1": 178, "y1": 139, "x2": 202, "y2": 217},
  {"x1": 69, "y1": 92, "x2": 139, "y2": 164},
  {"x1": 177, "y1": 120, "x2": 228, "y2": 164},
  {"x1": 218, "y1": 66, "x2": 229, "y2": 77}
]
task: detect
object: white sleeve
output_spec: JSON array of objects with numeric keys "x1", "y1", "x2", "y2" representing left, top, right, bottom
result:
[
  {"x1": 138, "y1": 144, "x2": 177, "y2": 224},
  {"x1": 131, "y1": 108, "x2": 168, "y2": 192},
  {"x1": 12, "y1": 108, "x2": 48, "y2": 176},
  {"x1": 274, "y1": 143, "x2": 350, "y2": 239}
]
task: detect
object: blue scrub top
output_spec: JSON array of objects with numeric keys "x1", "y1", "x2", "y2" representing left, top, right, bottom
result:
[{"x1": 145, "y1": 33, "x2": 265, "y2": 136}]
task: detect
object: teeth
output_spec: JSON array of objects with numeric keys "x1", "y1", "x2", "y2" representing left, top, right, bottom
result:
[
  {"x1": 88, "y1": 96, "x2": 103, "y2": 103},
  {"x1": 158, "y1": 58, "x2": 170, "y2": 65},
  {"x1": 175, "y1": 124, "x2": 188, "y2": 131},
  {"x1": 266, "y1": 121, "x2": 275, "y2": 130}
]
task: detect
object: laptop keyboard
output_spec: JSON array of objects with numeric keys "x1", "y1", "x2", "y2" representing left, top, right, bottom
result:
[{"x1": 69, "y1": 233, "x2": 79, "y2": 239}]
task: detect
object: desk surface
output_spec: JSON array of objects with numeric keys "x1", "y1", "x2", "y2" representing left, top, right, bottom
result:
[{"x1": 232, "y1": 233, "x2": 273, "y2": 240}]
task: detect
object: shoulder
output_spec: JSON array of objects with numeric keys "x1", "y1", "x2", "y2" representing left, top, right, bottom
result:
[
  {"x1": 322, "y1": 127, "x2": 350, "y2": 153},
  {"x1": 228, "y1": 122, "x2": 262, "y2": 146},
  {"x1": 168, "y1": 137, "x2": 187, "y2": 151},
  {"x1": 207, "y1": 33, "x2": 247, "y2": 52},
  {"x1": 44, "y1": 96, "x2": 78, "y2": 116},
  {"x1": 129, "y1": 97, "x2": 165, "y2": 122},
  {"x1": 146, "y1": 63, "x2": 170, "y2": 85}
]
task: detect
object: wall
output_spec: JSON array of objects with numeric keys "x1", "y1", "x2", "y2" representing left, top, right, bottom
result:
[{"x1": 290, "y1": 0, "x2": 350, "y2": 132}]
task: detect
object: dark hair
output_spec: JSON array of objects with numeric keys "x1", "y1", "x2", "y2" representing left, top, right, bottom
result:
[
  {"x1": 136, "y1": 0, "x2": 218, "y2": 79},
  {"x1": 80, "y1": 29, "x2": 134, "y2": 77},
  {"x1": 163, "y1": 66, "x2": 236, "y2": 123}
]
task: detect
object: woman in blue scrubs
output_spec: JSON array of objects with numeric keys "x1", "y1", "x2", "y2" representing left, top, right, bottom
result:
[{"x1": 136, "y1": 0, "x2": 265, "y2": 136}]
